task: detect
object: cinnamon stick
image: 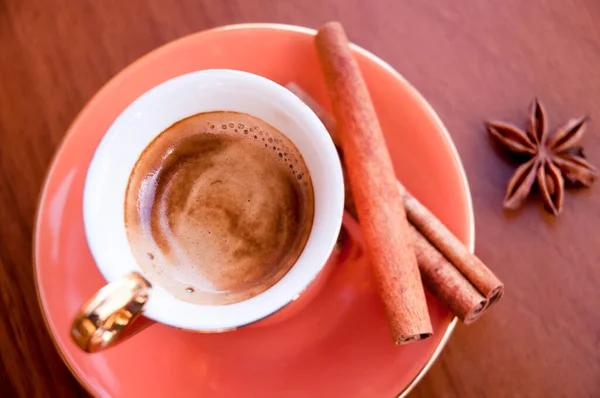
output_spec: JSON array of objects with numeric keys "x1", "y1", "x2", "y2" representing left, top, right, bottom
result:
[
  {"x1": 401, "y1": 190, "x2": 504, "y2": 306},
  {"x1": 286, "y1": 77, "x2": 503, "y2": 319},
  {"x1": 409, "y1": 224, "x2": 487, "y2": 323},
  {"x1": 338, "y1": 179, "x2": 487, "y2": 323},
  {"x1": 316, "y1": 22, "x2": 432, "y2": 344},
  {"x1": 343, "y1": 195, "x2": 487, "y2": 323}
]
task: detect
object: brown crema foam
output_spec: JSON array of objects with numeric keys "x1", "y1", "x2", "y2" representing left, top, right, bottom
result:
[{"x1": 125, "y1": 111, "x2": 314, "y2": 305}]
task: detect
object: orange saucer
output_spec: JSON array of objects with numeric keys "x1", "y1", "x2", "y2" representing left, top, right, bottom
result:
[{"x1": 34, "y1": 24, "x2": 473, "y2": 397}]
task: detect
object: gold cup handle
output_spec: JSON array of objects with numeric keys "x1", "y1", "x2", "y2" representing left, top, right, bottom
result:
[{"x1": 71, "y1": 272, "x2": 152, "y2": 353}]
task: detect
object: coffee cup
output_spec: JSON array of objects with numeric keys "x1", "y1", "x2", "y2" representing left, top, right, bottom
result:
[{"x1": 71, "y1": 70, "x2": 344, "y2": 353}]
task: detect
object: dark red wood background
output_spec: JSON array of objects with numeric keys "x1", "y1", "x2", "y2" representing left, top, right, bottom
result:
[{"x1": 1, "y1": 0, "x2": 599, "y2": 397}]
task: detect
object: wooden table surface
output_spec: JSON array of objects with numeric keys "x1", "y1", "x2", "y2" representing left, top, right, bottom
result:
[{"x1": 1, "y1": 0, "x2": 599, "y2": 397}]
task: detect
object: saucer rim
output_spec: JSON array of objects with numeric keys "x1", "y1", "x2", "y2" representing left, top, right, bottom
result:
[{"x1": 32, "y1": 22, "x2": 473, "y2": 398}]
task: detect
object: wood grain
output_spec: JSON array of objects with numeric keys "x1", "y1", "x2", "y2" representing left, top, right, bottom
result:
[{"x1": 1, "y1": 0, "x2": 599, "y2": 397}]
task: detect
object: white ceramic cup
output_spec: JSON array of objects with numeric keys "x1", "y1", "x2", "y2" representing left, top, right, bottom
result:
[{"x1": 73, "y1": 70, "x2": 344, "y2": 352}]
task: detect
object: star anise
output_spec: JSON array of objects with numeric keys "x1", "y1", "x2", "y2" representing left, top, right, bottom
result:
[{"x1": 486, "y1": 99, "x2": 597, "y2": 215}]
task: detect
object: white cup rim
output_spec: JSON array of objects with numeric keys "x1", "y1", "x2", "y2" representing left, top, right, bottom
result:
[{"x1": 83, "y1": 69, "x2": 344, "y2": 331}]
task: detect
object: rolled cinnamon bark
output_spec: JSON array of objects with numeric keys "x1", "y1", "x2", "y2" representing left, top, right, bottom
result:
[
  {"x1": 401, "y1": 190, "x2": 504, "y2": 306},
  {"x1": 340, "y1": 182, "x2": 488, "y2": 323},
  {"x1": 316, "y1": 22, "x2": 432, "y2": 344},
  {"x1": 287, "y1": 63, "x2": 503, "y2": 320},
  {"x1": 343, "y1": 199, "x2": 487, "y2": 323},
  {"x1": 409, "y1": 224, "x2": 487, "y2": 323}
]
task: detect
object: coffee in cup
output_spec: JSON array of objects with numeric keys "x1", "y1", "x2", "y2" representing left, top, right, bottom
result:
[{"x1": 125, "y1": 111, "x2": 315, "y2": 305}]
